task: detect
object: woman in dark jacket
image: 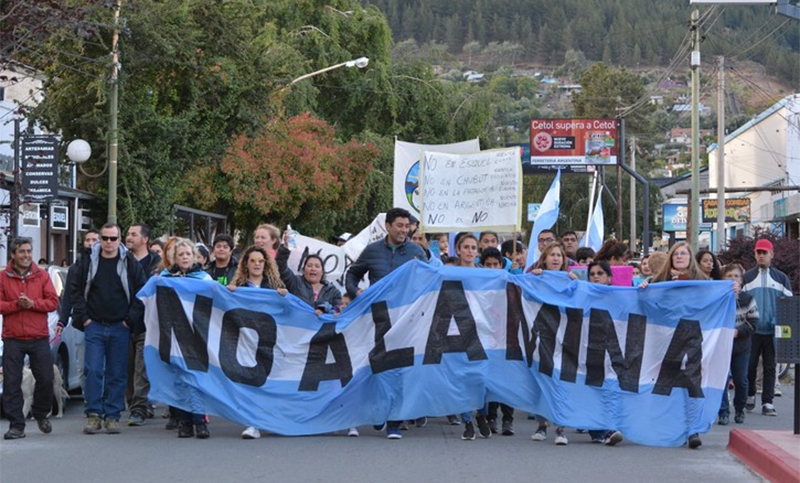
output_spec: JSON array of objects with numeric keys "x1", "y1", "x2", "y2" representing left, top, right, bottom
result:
[
  {"x1": 719, "y1": 263, "x2": 757, "y2": 426},
  {"x1": 275, "y1": 246, "x2": 342, "y2": 314},
  {"x1": 160, "y1": 238, "x2": 213, "y2": 439}
]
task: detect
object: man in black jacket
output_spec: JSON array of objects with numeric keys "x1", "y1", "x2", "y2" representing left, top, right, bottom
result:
[
  {"x1": 124, "y1": 223, "x2": 162, "y2": 426},
  {"x1": 70, "y1": 223, "x2": 146, "y2": 435},
  {"x1": 57, "y1": 229, "x2": 100, "y2": 331}
]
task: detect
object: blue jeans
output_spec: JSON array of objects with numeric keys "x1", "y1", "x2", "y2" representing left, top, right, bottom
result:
[
  {"x1": 461, "y1": 406, "x2": 488, "y2": 423},
  {"x1": 84, "y1": 322, "x2": 130, "y2": 420},
  {"x1": 720, "y1": 349, "x2": 750, "y2": 416}
]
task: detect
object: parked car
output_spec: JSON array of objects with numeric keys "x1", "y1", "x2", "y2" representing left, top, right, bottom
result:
[{"x1": 47, "y1": 265, "x2": 85, "y2": 395}]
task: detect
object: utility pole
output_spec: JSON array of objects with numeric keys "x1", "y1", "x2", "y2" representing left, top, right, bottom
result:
[
  {"x1": 616, "y1": 98, "x2": 624, "y2": 241},
  {"x1": 107, "y1": 0, "x2": 122, "y2": 224},
  {"x1": 716, "y1": 56, "x2": 726, "y2": 253},
  {"x1": 630, "y1": 136, "x2": 637, "y2": 253},
  {"x1": 689, "y1": 9, "x2": 701, "y2": 252}
]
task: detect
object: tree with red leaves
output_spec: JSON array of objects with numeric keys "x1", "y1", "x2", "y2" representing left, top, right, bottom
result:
[
  {"x1": 718, "y1": 227, "x2": 799, "y2": 295},
  {"x1": 186, "y1": 112, "x2": 378, "y2": 237}
]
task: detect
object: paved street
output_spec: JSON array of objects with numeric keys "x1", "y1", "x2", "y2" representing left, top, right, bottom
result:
[{"x1": 1, "y1": 383, "x2": 795, "y2": 483}]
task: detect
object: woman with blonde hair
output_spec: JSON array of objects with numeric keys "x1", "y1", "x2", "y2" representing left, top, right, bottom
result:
[
  {"x1": 229, "y1": 245, "x2": 286, "y2": 440},
  {"x1": 254, "y1": 224, "x2": 281, "y2": 259},
  {"x1": 159, "y1": 238, "x2": 213, "y2": 439},
  {"x1": 231, "y1": 245, "x2": 286, "y2": 292},
  {"x1": 648, "y1": 242, "x2": 708, "y2": 283},
  {"x1": 639, "y1": 241, "x2": 706, "y2": 449},
  {"x1": 528, "y1": 241, "x2": 575, "y2": 445}
]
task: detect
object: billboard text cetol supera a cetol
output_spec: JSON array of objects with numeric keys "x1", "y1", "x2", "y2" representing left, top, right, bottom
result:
[{"x1": 530, "y1": 119, "x2": 618, "y2": 165}]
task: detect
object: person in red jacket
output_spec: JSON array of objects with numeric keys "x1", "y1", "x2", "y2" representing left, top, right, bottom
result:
[{"x1": 0, "y1": 237, "x2": 59, "y2": 440}]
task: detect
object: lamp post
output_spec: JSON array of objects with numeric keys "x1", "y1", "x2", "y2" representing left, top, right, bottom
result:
[{"x1": 286, "y1": 57, "x2": 369, "y2": 87}]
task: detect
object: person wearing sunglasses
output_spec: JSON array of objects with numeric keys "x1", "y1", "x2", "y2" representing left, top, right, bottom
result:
[
  {"x1": 229, "y1": 245, "x2": 287, "y2": 440},
  {"x1": 584, "y1": 260, "x2": 624, "y2": 446},
  {"x1": 69, "y1": 223, "x2": 147, "y2": 435}
]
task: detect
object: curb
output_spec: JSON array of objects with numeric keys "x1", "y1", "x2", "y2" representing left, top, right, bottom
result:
[{"x1": 727, "y1": 429, "x2": 800, "y2": 483}]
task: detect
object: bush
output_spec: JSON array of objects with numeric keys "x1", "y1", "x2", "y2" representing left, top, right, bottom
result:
[{"x1": 718, "y1": 228, "x2": 799, "y2": 294}]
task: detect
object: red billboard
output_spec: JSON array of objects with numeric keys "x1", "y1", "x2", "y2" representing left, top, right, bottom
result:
[{"x1": 530, "y1": 118, "x2": 619, "y2": 165}]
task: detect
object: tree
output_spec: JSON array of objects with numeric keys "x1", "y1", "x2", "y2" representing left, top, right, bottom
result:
[
  {"x1": 185, "y1": 113, "x2": 378, "y2": 236},
  {"x1": 463, "y1": 41, "x2": 481, "y2": 67}
]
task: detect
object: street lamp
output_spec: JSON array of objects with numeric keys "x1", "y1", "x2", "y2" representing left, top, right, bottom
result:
[
  {"x1": 66, "y1": 139, "x2": 92, "y2": 164},
  {"x1": 288, "y1": 57, "x2": 369, "y2": 86}
]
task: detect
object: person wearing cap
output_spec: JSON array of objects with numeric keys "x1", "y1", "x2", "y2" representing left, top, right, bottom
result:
[
  {"x1": 335, "y1": 232, "x2": 351, "y2": 247},
  {"x1": 743, "y1": 238, "x2": 792, "y2": 417}
]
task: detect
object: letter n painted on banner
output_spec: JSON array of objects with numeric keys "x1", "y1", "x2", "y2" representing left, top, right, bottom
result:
[
  {"x1": 585, "y1": 309, "x2": 646, "y2": 392},
  {"x1": 533, "y1": 303, "x2": 560, "y2": 376},
  {"x1": 156, "y1": 286, "x2": 211, "y2": 372},
  {"x1": 652, "y1": 319, "x2": 704, "y2": 398},
  {"x1": 299, "y1": 323, "x2": 353, "y2": 391},
  {"x1": 218, "y1": 309, "x2": 277, "y2": 387},
  {"x1": 369, "y1": 301, "x2": 414, "y2": 374},
  {"x1": 506, "y1": 283, "x2": 535, "y2": 367},
  {"x1": 423, "y1": 280, "x2": 487, "y2": 364}
]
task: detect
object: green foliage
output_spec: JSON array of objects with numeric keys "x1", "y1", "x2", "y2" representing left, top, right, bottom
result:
[{"x1": 363, "y1": 0, "x2": 799, "y2": 85}]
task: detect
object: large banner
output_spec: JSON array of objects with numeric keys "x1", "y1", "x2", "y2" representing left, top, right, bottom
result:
[
  {"x1": 530, "y1": 119, "x2": 618, "y2": 166},
  {"x1": 393, "y1": 139, "x2": 481, "y2": 218},
  {"x1": 140, "y1": 262, "x2": 735, "y2": 447},
  {"x1": 420, "y1": 148, "x2": 522, "y2": 232}
]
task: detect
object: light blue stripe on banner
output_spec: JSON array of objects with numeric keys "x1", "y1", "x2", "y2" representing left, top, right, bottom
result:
[{"x1": 145, "y1": 344, "x2": 721, "y2": 446}]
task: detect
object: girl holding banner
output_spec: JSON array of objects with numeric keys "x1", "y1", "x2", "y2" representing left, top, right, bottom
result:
[
  {"x1": 639, "y1": 241, "x2": 707, "y2": 449},
  {"x1": 528, "y1": 242, "x2": 575, "y2": 445},
  {"x1": 230, "y1": 246, "x2": 287, "y2": 440}
]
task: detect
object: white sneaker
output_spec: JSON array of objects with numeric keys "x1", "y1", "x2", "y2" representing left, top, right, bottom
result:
[
  {"x1": 531, "y1": 428, "x2": 547, "y2": 441},
  {"x1": 554, "y1": 427, "x2": 568, "y2": 445},
  {"x1": 347, "y1": 427, "x2": 360, "y2": 437},
  {"x1": 241, "y1": 426, "x2": 261, "y2": 439}
]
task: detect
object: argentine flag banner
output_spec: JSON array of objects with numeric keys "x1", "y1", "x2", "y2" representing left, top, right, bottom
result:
[{"x1": 139, "y1": 262, "x2": 735, "y2": 447}]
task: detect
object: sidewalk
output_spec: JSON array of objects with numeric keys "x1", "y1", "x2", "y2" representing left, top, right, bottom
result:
[{"x1": 727, "y1": 382, "x2": 800, "y2": 483}]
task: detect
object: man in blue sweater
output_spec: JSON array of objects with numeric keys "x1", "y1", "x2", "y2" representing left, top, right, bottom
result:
[
  {"x1": 345, "y1": 208, "x2": 426, "y2": 439},
  {"x1": 743, "y1": 238, "x2": 793, "y2": 417}
]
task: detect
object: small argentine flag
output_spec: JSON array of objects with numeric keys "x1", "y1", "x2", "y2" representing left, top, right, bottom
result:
[
  {"x1": 582, "y1": 191, "x2": 604, "y2": 251},
  {"x1": 526, "y1": 169, "x2": 561, "y2": 269}
]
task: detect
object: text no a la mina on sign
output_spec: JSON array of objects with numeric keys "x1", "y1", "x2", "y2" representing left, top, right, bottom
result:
[{"x1": 419, "y1": 148, "x2": 522, "y2": 232}]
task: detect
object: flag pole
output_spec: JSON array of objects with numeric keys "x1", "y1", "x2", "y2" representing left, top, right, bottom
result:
[{"x1": 584, "y1": 170, "x2": 599, "y2": 246}]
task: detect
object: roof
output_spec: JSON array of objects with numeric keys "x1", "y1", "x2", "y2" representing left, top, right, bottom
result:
[
  {"x1": 653, "y1": 166, "x2": 709, "y2": 188},
  {"x1": 708, "y1": 93, "x2": 798, "y2": 154}
]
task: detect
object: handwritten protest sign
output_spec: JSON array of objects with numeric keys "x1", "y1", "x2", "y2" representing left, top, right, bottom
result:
[{"x1": 420, "y1": 148, "x2": 522, "y2": 232}]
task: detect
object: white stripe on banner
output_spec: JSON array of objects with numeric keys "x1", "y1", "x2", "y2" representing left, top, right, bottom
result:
[{"x1": 139, "y1": 262, "x2": 735, "y2": 447}]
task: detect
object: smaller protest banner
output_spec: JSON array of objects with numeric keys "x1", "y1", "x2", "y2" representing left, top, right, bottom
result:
[
  {"x1": 419, "y1": 148, "x2": 522, "y2": 232},
  {"x1": 393, "y1": 139, "x2": 480, "y2": 217}
]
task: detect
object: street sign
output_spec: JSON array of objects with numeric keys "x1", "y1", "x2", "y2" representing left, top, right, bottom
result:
[
  {"x1": 50, "y1": 205, "x2": 69, "y2": 230},
  {"x1": 20, "y1": 134, "x2": 60, "y2": 202},
  {"x1": 701, "y1": 198, "x2": 751, "y2": 223}
]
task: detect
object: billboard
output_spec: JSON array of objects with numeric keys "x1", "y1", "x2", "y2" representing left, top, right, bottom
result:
[
  {"x1": 508, "y1": 143, "x2": 597, "y2": 174},
  {"x1": 530, "y1": 119, "x2": 618, "y2": 166},
  {"x1": 663, "y1": 203, "x2": 688, "y2": 232},
  {"x1": 701, "y1": 198, "x2": 751, "y2": 223}
]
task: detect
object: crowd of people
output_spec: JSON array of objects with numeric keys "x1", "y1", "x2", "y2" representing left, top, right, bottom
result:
[{"x1": 1, "y1": 207, "x2": 793, "y2": 450}]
